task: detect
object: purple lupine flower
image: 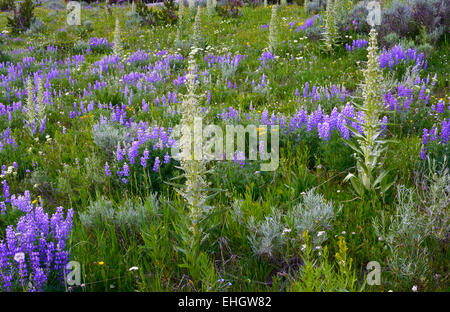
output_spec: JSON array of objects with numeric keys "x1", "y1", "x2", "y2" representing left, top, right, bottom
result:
[
  {"x1": 420, "y1": 148, "x2": 426, "y2": 160},
  {"x1": 404, "y1": 98, "x2": 410, "y2": 110},
  {"x1": 141, "y1": 149, "x2": 149, "y2": 168},
  {"x1": 163, "y1": 152, "x2": 170, "y2": 164},
  {"x1": 261, "y1": 110, "x2": 269, "y2": 125},
  {"x1": 2, "y1": 180, "x2": 9, "y2": 202},
  {"x1": 152, "y1": 157, "x2": 160, "y2": 172},
  {"x1": 128, "y1": 141, "x2": 139, "y2": 164},
  {"x1": 142, "y1": 99, "x2": 148, "y2": 112},
  {"x1": 116, "y1": 145, "x2": 124, "y2": 162},
  {"x1": 441, "y1": 119, "x2": 449, "y2": 144},
  {"x1": 104, "y1": 162, "x2": 111, "y2": 177},
  {"x1": 123, "y1": 163, "x2": 129, "y2": 177},
  {"x1": 318, "y1": 121, "x2": 330, "y2": 141},
  {"x1": 233, "y1": 151, "x2": 245, "y2": 168},
  {"x1": 418, "y1": 85, "x2": 425, "y2": 100},
  {"x1": 422, "y1": 128, "x2": 429, "y2": 146},
  {"x1": 0, "y1": 201, "x2": 73, "y2": 291},
  {"x1": 429, "y1": 126, "x2": 438, "y2": 142},
  {"x1": 303, "y1": 82, "x2": 309, "y2": 98},
  {"x1": 259, "y1": 140, "x2": 265, "y2": 159},
  {"x1": 436, "y1": 100, "x2": 445, "y2": 114},
  {"x1": 381, "y1": 116, "x2": 388, "y2": 135}
]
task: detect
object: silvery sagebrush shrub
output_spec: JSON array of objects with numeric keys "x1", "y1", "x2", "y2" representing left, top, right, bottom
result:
[
  {"x1": 410, "y1": 0, "x2": 449, "y2": 34},
  {"x1": 80, "y1": 194, "x2": 159, "y2": 233},
  {"x1": 306, "y1": 0, "x2": 326, "y2": 15},
  {"x1": 285, "y1": 189, "x2": 337, "y2": 239},
  {"x1": 72, "y1": 40, "x2": 87, "y2": 52},
  {"x1": 83, "y1": 18, "x2": 93, "y2": 32},
  {"x1": 41, "y1": 0, "x2": 65, "y2": 11},
  {"x1": 373, "y1": 159, "x2": 449, "y2": 289},
  {"x1": 383, "y1": 32, "x2": 400, "y2": 47},
  {"x1": 247, "y1": 189, "x2": 339, "y2": 259},
  {"x1": 80, "y1": 198, "x2": 115, "y2": 230},
  {"x1": 304, "y1": 24, "x2": 324, "y2": 42},
  {"x1": 373, "y1": 186, "x2": 431, "y2": 288},
  {"x1": 24, "y1": 18, "x2": 45, "y2": 36},
  {"x1": 126, "y1": 9, "x2": 143, "y2": 27},
  {"x1": 92, "y1": 121, "x2": 130, "y2": 158},
  {"x1": 247, "y1": 208, "x2": 284, "y2": 258},
  {"x1": 379, "y1": 0, "x2": 415, "y2": 41},
  {"x1": 220, "y1": 60, "x2": 239, "y2": 82},
  {"x1": 347, "y1": 0, "x2": 448, "y2": 46},
  {"x1": 417, "y1": 157, "x2": 449, "y2": 242}
]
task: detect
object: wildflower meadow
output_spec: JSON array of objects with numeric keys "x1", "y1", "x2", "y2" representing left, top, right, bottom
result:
[{"x1": 0, "y1": 0, "x2": 448, "y2": 297}]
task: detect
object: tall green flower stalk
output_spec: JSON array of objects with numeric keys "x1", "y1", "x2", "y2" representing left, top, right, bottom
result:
[
  {"x1": 178, "y1": 50, "x2": 209, "y2": 227},
  {"x1": 342, "y1": 0, "x2": 351, "y2": 17},
  {"x1": 37, "y1": 77, "x2": 45, "y2": 126},
  {"x1": 324, "y1": 0, "x2": 337, "y2": 52},
  {"x1": 174, "y1": 49, "x2": 217, "y2": 289},
  {"x1": 26, "y1": 78, "x2": 36, "y2": 135},
  {"x1": 333, "y1": 0, "x2": 342, "y2": 21},
  {"x1": 206, "y1": 0, "x2": 214, "y2": 16},
  {"x1": 281, "y1": 0, "x2": 287, "y2": 7},
  {"x1": 344, "y1": 28, "x2": 394, "y2": 204},
  {"x1": 188, "y1": 0, "x2": 195, "y2": 11},
  {"x1": 25, "y1": 77, "x2": 46, "y2": 136},
  {"x1": 333, "y1": 0, "x2": 350, "y2": 25},
  {"x1": 192, "y1": 6, "x2": 202, "y2": 48},
  {"x1": 175, "y1": 0, "x2": 184, "y2": 46},
  {"x1": 268, "y1": 4, "x2": 278, "y2": 53},
  {"x1": 113, "y1": 14, "x2": 122, "y2": 56},
  {"x1": 264, "y1": 0, "x2": 267, "y2": 8},
  {"x1": 178, "y1": 0, "x2": 185, "y2": 21}
]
